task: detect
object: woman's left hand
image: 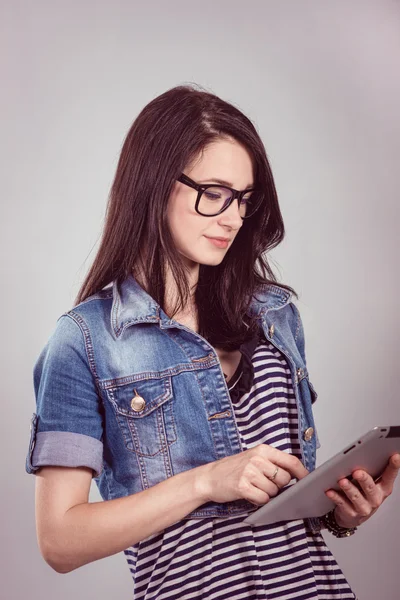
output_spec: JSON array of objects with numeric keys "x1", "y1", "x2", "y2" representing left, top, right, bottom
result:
[{"x1": 325, "y1": 453, "x2": 400, "y2": 529}]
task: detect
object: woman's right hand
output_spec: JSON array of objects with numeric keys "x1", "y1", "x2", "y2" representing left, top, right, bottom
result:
[{"x1": 197, "y1": 444, "x2": 309, "y2": 506}]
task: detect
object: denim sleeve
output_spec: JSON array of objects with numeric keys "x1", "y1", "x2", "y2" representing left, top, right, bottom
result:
[{"x1": 25, "y1": 314, "x2": 104, "y2": 478}]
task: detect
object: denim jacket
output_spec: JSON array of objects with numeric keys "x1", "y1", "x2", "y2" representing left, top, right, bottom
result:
[{"x1": 26, "y1": 275, "x2": 322, "y2": 534}]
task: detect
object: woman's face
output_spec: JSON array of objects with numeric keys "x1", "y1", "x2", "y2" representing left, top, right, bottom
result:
[{"x1": 167, "y1": 137, "x2": 254, "y2": 270}]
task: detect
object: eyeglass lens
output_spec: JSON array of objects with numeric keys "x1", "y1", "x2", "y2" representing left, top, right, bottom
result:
[{"x1": 199, "y1": 186, "x2": 257, "y2": 217}]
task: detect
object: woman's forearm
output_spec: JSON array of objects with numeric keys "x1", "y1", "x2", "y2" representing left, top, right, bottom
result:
[
  {"x1": 46, "y1": 444, "x2": 313, "y2": 573},
  {"x1": 48, "y1": 465, "x2": 209, "y2": 574}
]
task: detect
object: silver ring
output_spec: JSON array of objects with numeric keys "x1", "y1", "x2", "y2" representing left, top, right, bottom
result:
[{"x1": 268, "y1": 466, "x2": 279, "y2": 481}]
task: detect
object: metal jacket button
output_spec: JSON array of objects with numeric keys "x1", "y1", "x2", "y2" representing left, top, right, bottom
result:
[
  {"x1": 297, "y1": 367, "x2": 304, "y2": 378},
  {"x1": 269, "y1": 324, "x2": 274, "y2": 337},
  {"x1": 303, "y1": 427, "x2": 314, "y2": 441},
  {"x1": 131, "y1": 390, "x2": 146, "y2": 412}
]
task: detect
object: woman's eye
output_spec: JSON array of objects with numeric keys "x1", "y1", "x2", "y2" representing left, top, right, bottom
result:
[{"x1": 204, "y1": 191, "x2": 222, "y2": 200}]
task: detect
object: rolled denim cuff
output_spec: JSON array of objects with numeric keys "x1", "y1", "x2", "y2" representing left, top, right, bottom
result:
[{"x1": 29, "y1": 431, "x2": 103, "y2": 478}]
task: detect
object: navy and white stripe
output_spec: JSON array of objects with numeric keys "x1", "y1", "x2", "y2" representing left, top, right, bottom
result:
[{"x1": 124, "y1": 340, "x2": 357, "y2": 599}]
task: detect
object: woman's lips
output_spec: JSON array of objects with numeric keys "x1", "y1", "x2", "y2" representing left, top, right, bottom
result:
[{"x1": 205, "y1": 236, "x2": 229, "y2": 249}]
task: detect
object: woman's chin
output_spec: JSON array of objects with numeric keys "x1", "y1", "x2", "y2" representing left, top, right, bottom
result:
[{"x1": 178, "y1": 247, "x2": 228, "y2": 269}]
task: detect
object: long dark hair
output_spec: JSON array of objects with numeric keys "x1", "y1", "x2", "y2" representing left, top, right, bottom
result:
[{"x1": 75, "y1": 83, "x2": 297, "y2": 351}]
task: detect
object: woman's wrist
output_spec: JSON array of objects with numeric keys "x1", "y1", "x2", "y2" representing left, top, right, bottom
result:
[
  {"x1": 319, "y1": 508, "x2": 358, "y2": 538},
  {"x1": 192, "y1": 462, "x2": 213, "y2": 504}
]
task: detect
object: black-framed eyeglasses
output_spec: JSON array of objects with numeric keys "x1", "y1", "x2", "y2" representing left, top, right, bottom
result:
[{"x1": 177, "y1": 173, "x2": 262, "y2": 219}]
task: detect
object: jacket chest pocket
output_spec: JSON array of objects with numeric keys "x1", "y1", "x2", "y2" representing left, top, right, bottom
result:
[{"x1": 107, "y1": 376, "x2": 177, "y2": 457}]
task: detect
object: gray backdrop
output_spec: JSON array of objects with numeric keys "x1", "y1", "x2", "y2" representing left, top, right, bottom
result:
[{"x1": 2, "y1": 1, "x2": 399, "y2": 598}]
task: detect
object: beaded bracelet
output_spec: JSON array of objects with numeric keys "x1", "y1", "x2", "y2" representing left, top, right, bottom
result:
[{"x1": 320, "y1": 508, "x2": 358, "y2": 538}]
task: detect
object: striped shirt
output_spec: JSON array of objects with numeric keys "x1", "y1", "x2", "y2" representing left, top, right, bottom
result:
[{"x1": 124, "y1": 337, "x2": 357, "y2": 599}]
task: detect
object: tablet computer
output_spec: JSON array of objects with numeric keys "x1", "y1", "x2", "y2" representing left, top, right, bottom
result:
[{"x1": 243, "y1": 425, "x2": 400, "y2": 526}]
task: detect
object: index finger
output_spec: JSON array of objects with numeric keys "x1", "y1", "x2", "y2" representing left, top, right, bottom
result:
[{"x1": 268, "y1": 446, "x2": 309, "y2": 480}]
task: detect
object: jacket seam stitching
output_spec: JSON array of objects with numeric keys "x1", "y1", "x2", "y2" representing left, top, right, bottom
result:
[
  {"x1": 165, "y1": 331, "x2": 221, "y2": 459},
  {"x1": 65, "y1": 312, "x2": 100, "y2": 382},
  {"x1": 291, "y1": 302, "x2": 302, "y2": 343}
]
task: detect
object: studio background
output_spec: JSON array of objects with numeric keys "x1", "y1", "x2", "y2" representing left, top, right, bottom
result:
[{"x1": 1, "y1": 1, "x2": 399, "y2": 598}]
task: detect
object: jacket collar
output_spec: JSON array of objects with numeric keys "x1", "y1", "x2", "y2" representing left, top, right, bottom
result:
[{"x1": 111, "y1": 274, "x2": 292, "y2": 338}]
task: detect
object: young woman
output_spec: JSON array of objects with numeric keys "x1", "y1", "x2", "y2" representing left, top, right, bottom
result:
[{"x1": 26, "y1": 85, "x2": 400, "y2": 600}]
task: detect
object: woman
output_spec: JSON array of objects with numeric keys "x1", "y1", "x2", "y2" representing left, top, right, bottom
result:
[{"x1": 26, "y1": 85, "x2": 400, "y2": 600}]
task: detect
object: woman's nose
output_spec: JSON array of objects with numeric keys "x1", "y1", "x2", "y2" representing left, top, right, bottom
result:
[{"x1": 217, "y1": 199, "x2": 243, "y2": 229}]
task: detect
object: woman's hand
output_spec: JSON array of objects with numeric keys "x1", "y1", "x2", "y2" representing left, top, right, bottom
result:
[
  {"x1": 325, "y1": 453, "x2": 400, "y2": 529},
  {"x1": 197, "y1": 444, "x2": 309, "y2": 506}
]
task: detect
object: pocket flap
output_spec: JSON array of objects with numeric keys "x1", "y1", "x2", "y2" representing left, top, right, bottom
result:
[
  {"x1": 108, "y1": 377, "x2": 173, "y2": 418},
  {"x1": 307, "y1": 379, "x2": 319, "y2": 404}
]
